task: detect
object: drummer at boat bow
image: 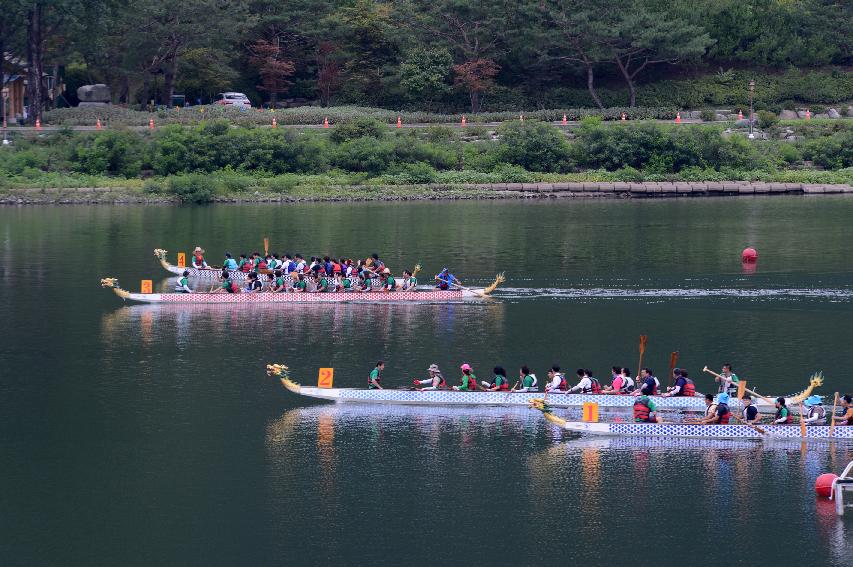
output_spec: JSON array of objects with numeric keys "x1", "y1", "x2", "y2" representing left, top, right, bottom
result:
[
  {"x1": 803, "y1": 395, "x2": 827, "y2": 425},
  {"x1": 413, "y1": 364, "x2": 446, "y2": 390},
  {"x1": 545, "y1": 366, "x2": 568, "y2": 392},
  {"x1": 368, "y1": 361, "x2": 384, "y2": 390},
  {"x1": 192, "y1": 246, "x2": 208, "y2": 268}
]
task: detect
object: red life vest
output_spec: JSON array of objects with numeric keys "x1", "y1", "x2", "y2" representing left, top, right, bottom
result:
[
  {"x1": 228, "y1": 281, "x2": 239, "y2": 293},
  {"x1": 257, "y1": 261, "x2": 268, "y2": 270},
  {"x1": 303, "y1": 264, "x2": 311, "y2": 273},
  {"x1": 333, "y1": 263, "x2": 341, "y2": 274},
  {"x1": 557, "y1": 374, "x2": 568, "y2": 391},
  {"x1": 194, "y1": 254, "x2": 204, "y2": 265},
  {"x1": 589, "y1": 378, "x2": 602, "y2": 394},
  {"x1": 717, "y1": 403, "x2": 731, "y2": 424},
  {"x1": 776, "y1": 406, "x2": 793, "y2": 424},
  {"x1": 240, "y1": 262, "x2": 251, "y2": 273},
  {"x1": 436, "y1": 375, "x2": 447, "y2": 388},
  {"x1": 681, "y1": 379, "x2": 696, "y2": 397},
  {"x1": 496, "y1": 378, "x2": 509, "y2": 391},
  {"x1": 633, "y1": 401, "x2": 652, "y2": 422}
]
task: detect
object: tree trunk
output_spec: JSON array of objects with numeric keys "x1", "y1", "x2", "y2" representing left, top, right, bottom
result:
[
  {"x1": 470, "y1": 89, "x2": 479, "y2": 114},
  {"x1": 586, "y1": 64, "x2": 604, "y2": 109},
  {"x1": 614, "y1": 56, "x2": 637, "y2": 107},
  {"x1": 26, "y1": 2, "x2": 45, "y2": 124},
  {"x1": 141, "y1": 73, "x2": 151, "y2": 109},
  {"x1": 162, "y1": 56, "x2": 178, "y2": 106}
]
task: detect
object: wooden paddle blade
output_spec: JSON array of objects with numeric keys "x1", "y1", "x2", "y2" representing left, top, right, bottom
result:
[
  {"x1": 639, "y1": 335, "x2": 648, "y2": 354},
  {"x1": 263, "y1": 237, "x2": 269, "y2": 255}
]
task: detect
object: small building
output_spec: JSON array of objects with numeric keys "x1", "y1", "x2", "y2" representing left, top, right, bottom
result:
[{"x1": 3, "y1": 53, "x2": 28, "y2": 121}]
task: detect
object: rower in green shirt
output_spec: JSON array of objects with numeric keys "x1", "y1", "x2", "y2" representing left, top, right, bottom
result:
[
  {"x1": 381, "y1": 268, "x2": 396, "y2": 291},
  {"x1": 368, "y1": 361, "x2": 384, "y2": 389},
  {"x1": 518, "y1": 365, "x2": 538, "y2": 392},
  {"x1": 401, "y1": 269, "x2": 417, "y2": 291},
  {"x1": 314, "y1": 276, "x2": 330, "y2": 293},
  {"x1": 452, "y1": 364, "x2": 478, "y2": 391}
]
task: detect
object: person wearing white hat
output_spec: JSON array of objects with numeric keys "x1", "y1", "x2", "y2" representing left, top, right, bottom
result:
[
  {"x1": 381, "y1": 268, "x2": 396, "y2": 292},
  {"x1": 192, "y1": 246, "x2": 208, "y2": 269},
  {"x1": 803, "y1": 395, "x2": 826, "y2": 425},
  {"x1": 413, "y1": 364, "x2": 446, "y2": 390}
]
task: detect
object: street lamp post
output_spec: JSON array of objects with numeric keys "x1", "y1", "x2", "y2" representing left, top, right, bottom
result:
[
  {"x1": 2, "y1": 87, "x2": 9, "y2": 146},
  {"x1": 748, "y1": 80, "x2": 755, "y2": 139}
]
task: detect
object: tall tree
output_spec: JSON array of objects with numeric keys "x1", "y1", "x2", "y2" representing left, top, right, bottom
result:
[{"x1": 248, "y1": 38, "x2": 296, "y2": 108}]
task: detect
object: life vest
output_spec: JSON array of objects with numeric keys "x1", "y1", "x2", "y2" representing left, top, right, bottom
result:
[
  {"x1": 257, "y1": 261, "x2": 268, "y2": 271},
  {"x1": 717, "y1": 403, "x2": 731, "y2": 424},
  {"x1": 193, "y1": 254, "x2": 204, "y2": 266},
  {"x1": 368, "y1": 371, "x2": 382, "y2": 388},
  {"x1": 227, "y1": 280, "x2": 238, "y2": 293},
  {"x1": 333, "y1": 263, "x2": 341, "y2": 274},
  {"x1": 460, "y1": 373, "x2": 475, "y2": 390},
  {"x1": 556, "y1": 373, "x2": 568, "y2": 391},
  {"x1": 435, "y1": 374, "x2": 447, "y2": 388},
  {"x1": 589, "y1": 378, "x2": 601, "y2": 394},
  {"x1": 775, "y1": 406, "x2": 793, "y2": 424},
  {"x1": 645, "y1": 378, "x2": 658, "y2": 395},
  {"x1": 633, "y1": 400, "x2": 652, "y2": 422},
  {"x1": 620, "y1": 377, "x2": 635, "y2": 393},
  {"x1": 808, "y1": 405, "x2": 826, "y2": 424},
  {"x1": 491, "y1": 377, "x2": 509, "y2": 391},
  {"x1": 175, "y1": 277, "x2": 189, "y2": 291},
  {"x1": 681, "y1": 379, "x2": 696, "y2": 397},
  {"x1": 240, "y1": 262, "x2": 252, "y2": 273}
]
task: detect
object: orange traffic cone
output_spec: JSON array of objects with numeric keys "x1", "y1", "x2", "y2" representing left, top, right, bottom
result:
[
  {"x1": 561, "y1": 114, "x2": 567, "y2": 125},
  {"x1": 805, "y1": 109, "x2": 811, "y2": 120},
  {"x1": 396, "y1": 115, "x2": 402, "y2": 128},
  {"x1": 738, "y1": 110, "x2": 743, "y2": 120},
  {"x1": 96, "y1": 118, "x2": 102, "y2": 130},
  {"x1": 461, "y1": 115, "x2": 466, "y2": 127},
  {"x1": 675, "y1": 112, "x2": 682, "y2": 124},
  {"x1": 271, "y1": 117, "x2": 277, "y2": 128},
  {"x1": 35, "y1": 118, "x2": 42, "y2": 130},
  {"x1": 621, "y1": 112, "x2": 627, "y2": 121},
  {"x1": 323, "y1": 117, "x2": 329, "y2": 129},
  {"x1": 149, "y1": 118, "x2": 155, "y2": 130}
]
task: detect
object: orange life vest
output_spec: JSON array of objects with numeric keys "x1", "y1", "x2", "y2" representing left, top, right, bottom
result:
[{"x1": 633, "y1": 401, "x2": 652, "y2": 422}]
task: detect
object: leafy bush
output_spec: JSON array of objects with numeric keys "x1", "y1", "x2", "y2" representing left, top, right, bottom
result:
[
  {"x1": 168, "y1": 174, "x2": 215, "y2": 203},
  {"x1": 73, "y1": 130, "x2": 144, "y2": 177},
  {"x1": 399, "y1": 162, "x2": 438, "y2": 184},
  {"x1": 700, "y1": 109, "x2": 717, "y2": 122},
  {"x1": 803, "y1": 132, "x2": 853, "y2": 169},
  {"x1": 493, "y1": 121, "x2": 572, "y2": 173},
  {"x1": 143, "y1": 179, "x2": 165, "y2": 193},
  {"x1": 757, "y1": 111, "x2": 778, "y2": 129},
  {"x1": 329, "y1": 117, "x2": 387, "y2": 143}
]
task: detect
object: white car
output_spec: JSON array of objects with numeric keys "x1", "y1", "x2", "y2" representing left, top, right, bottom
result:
[{"x1": 215, "y1": 92, "x2": 251, "y2": 107}]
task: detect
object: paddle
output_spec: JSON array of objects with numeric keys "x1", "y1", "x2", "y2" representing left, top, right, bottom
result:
[
  {"x1": 668, "y1": 351, "x2": 679, "y2": 388},
  {"x1": 264, "y1": 237, "x2": 269, "y2": 256},
  {"x1": 449, "y1": 281, "x2": 488, "y2": 298},
  {"x1": 729, "y1": 413, "x2": 768, "y2": 435},
  {"x1": 829, "y1": 391, "x2": 840, "y2": 438},
  {"x1": 799, "y1": 402, "x2": 807, "y2": 438},
  {"x1": 636, "y1": 335, "x2": 648, "y2": 384}
]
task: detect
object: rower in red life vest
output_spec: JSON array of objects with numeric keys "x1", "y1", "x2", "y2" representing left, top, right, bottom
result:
[
  {"x1": 412, "y1": 364, "x2": 446, "y2": 390},
  {"x1": 772, "y1": 397, "x2": 793, "y2": 424},
  {"x1": 452, "y1": 364, "x2": 478, "y2": 391},
  {"x1": 633, "y1": 395, "x2": 662, "y2": 423},
  {"x1": 482, "y1": 366, "x2": 511, "y2": 391},
  {"x1": 706, "y1": 393, "x2": 732, "y2": 424},
  {"x1": 632, "y1": 368, "x2": 659, "y2": 396},
  {"x1": 192, "y1": 246, "x2": 208, "y2": 269},
  {"x1": 545, "y1": 365, "x2": 568, "y2": 393},
  {"x1": 368, "y1": 361, "x2": 384, "y2": 390},
  {"x1": 662, "y1": 368, "x2": 696, "y2": 397}
]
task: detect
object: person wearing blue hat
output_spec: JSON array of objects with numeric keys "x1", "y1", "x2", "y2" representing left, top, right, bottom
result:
[
  {"x1": 434, "y1": 267, "x2": 461, "y2": 291},
  {"x1": 705, "y1": 392, "x2": 732, "y2": 424},
  {"x1": 803, "y1": 395, "x2": 826, "y2": 425}
]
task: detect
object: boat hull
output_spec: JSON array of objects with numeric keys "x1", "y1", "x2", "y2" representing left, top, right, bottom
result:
[
  {"x1": 280, "y1": 383, "x2": 784, "y2": 411},
  {"x1": 553, "y1": 420, "x2": 853, "y2": 441},
  {"x1": 120, "y1": 289, "x2": 485, "y2": 304}
]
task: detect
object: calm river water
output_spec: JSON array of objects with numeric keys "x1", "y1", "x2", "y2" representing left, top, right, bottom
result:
[{"x1": 1, "y1": 197, "x2": 852, "y2": 566}]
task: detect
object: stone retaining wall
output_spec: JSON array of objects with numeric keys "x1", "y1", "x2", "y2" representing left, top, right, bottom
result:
[{"x1": 459, "y1": 181, "x2": 853, "y2": 196}]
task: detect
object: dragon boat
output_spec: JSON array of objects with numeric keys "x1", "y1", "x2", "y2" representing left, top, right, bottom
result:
[
  {"x1": 266, "y1": 364, "x2": 824, "y2": 412},
  {"x1": 155, "y1": 249, "x2": 256, "y2": 280},
  {"x1": 100, "y1": 277, "x2": 501, "y2": 304},
  {"x1": 530, "y1": 399, "x2": 852, "y2": 441}
]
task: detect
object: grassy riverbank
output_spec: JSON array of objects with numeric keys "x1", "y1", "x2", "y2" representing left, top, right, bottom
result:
[{"x1": 2, "y1": 118, "x2": 852, "y2": 203}]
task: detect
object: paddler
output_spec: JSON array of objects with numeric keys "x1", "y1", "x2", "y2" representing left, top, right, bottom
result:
[
  {"x1": 271, "y1": 270, "x2": 288, "y2": 292},
  {"x1": 213, "y1": 272, "x2": 239, "y2": 293},
  {"x1": 368, "y1": 361, "x2": 384, "y2": 389},
  {"x1": 545, "y1": 365, "x2": 568, "y2": 392},
  {"x1": 772, "y1": 397, "x2": 793, "y2": 424},
  {"x1": 238, "y1": 254, "x2": 252, "y2": 272},
  {"x1": 690, "y1": 393, "x2": 719, "y2": 424},
  {"x1": 600, "y1": 366, "x2": 625, "y2": 394},
  {"x1": 633, "y1": 395, "x2": 662, "y2": 423},
  {"x1": 291, "y1": 272, "x2": 307, "y2": 293},
  {"x1": 620, "y1": 368, "x2": 635, "y2": 393},
  {"x1": 381, "y1": 268, "x2": 396, "y2": 292},
  {"x1": 192, "y1": 246, "x2": 208, "y2": 269},
  {"x1": 715, "y1": 363, "x2": 740, "y2": 396},
  {"x1": 452, "y1": 363, "x2": 478, "y2": 391},
  {"x1": 245, "y1": 272, "x2": 264, "y2": 292},
  {"x1": 632, "y1": 368, "x2": 659, "y2": 396},
  {"x1": 482, "y1": 366, "x2": 511, "y2": 391},
  {"x1": 223, "y1": 252, "x2": 238, "y2": 271},
  {"x1": 517, "y1": 366, "x2": 538, "y2": 392},
  {"x1": 401, "y1": 269, "x2": 418, "y2": 291},
  {"x1": 566, "y1": 369, "x2": 594, "y2": 394},
  {"x1": 435, "y1": 268, "x2": 461, "y2": 291},
  {"x1": 661, "y1": 368, "x2": 695, "y2": 397},
  {"x1": 413, "y1": 364, "x2": 446, "y2": 390},
  {"x1": 174, "y1": 270, "x2": 192, "y2": 293},
  {"x1": 836, "y1": 395, "x2": 853, "y2": 426},
  {"x1": 311, "y1": 269, "x2": 330, "y2": 293},
  {"x1": 741, "y1": 394, "x2": 760, "y2": 424},
  {"x1": 707, "y1": 393, "x2": 732, "y2": 424},
  {"x1": 803, "y1": 395, "x2": 826, "y2": 425}
]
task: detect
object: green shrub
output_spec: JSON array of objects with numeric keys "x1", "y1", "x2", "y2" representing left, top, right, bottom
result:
[
  {"x1": 333, "y1": 137, "x2": 394, "y2": 174},
  {"x1": 700, "y1": 110, "x2": 717, "y2": 122},
  {"x1": 143, "y1": 179, "x2": 165, "y2": 193},
  {"x1": 73, "y1": 130, "x2": 144, "y2": 177},
  {"x1": 803, "y1": 132, "x2": 853, "y2": 169},
  {"x1": 757, "y1": 111, "x2": 778, "y2": 129},
  {"x1": 494, "y1": 121, "x2": 572, "y2": 172},
  {"x1": 423, "y1": 125, "x2": 457, "y2": 143},
  {"x1": 329, "y1": 117, "x2": 387, "y2": 143},
  {"x1": 168, "y1": 174, "x2": 215, "y2": 203},
  {"x1": 810, "y1": 104, "x2": 827, "y2": 114},
  {"x1": 219, "y1": 173, "x2": 253, "y2": 193},
  {"x1": 398, "y1": 162, "x2": 438, "y2": 184},
  {"x1": 777, "y1": 143, "x2": 802, "y2": 165},
  {"x1": 491, "y1": 163, "x2": 533, "y2": 182}
]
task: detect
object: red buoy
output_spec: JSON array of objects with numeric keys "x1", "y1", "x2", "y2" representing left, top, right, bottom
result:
[
  {"x1": 815, "y1": 473, "x2": 837, "y2": 498},
  {"x1": 741, "y1": 247, "x2": 758, "y2": 263}
]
